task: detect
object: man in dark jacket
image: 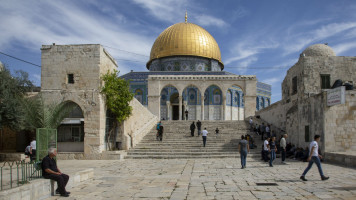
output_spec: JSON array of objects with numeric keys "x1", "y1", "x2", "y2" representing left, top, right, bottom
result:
[
  {"x1": 196, "y1": 120, "x2": 202, "y2": 136},
  {"x1": 158, "y1": 125, "x2": 164, "y2": 141},
  {"x1": 190, "y1": 121, "x2": 196, "y2": 137},
  {"x1": 42, "y1": 148, "x2": 70, "y2": 197}
]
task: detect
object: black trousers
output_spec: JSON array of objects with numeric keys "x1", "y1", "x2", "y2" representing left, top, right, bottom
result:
[
  {"x1": 202, "y1": 136, "x2": 207, "y2": 147},
  {"x1": 191, "y1": 129, "x2": 195, "y2": 136},
  {"x1": 30, "y1": 150, "x2": 36, "y2": 161},
  {"x1": 262, "y1": 150, "x2": 269, "y2": 162},
  {"x1": 43, "y1": 173, "x2": 69, "y2": 194},
  {"x1": 281, "y1": 149, "x2": 286, "y2": 161}
]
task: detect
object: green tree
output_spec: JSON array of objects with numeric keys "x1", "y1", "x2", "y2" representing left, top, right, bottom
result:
[
  {"x1": 101, "y1": 70, "x2": 133, "y2": 123},
  {"x1": 101, "y1": 70, "x2": 133, "y2": 150},
  {"x1": 0, "y1": 66, "x2": 34, "y2": 130},
  {"x1": 21, "y1": 95, "x2": 78, "y2": 131}
]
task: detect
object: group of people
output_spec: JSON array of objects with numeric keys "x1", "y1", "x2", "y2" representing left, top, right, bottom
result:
[
  {"x1": 240, "y1": 127, "x2": 329, "y2": 181},
  {"x1": 25, "y1": 138, "x2": 36, "y2": 161},
  {"x1": 262, "y1": 135, "x2": 286, "y2": 166}
]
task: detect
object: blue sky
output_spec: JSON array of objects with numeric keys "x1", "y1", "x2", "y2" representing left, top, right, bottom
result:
[{"x1": 1, "y1": 0, "x2": 356, "y2": 103}]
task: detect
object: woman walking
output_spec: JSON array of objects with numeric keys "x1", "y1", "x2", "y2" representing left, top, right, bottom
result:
[
  {"x1": 269, "y1": 136, "x2": 277, "y2": 167},
  {"x1": 238, "y1": 135, "x2": 250, "y2": 169}
]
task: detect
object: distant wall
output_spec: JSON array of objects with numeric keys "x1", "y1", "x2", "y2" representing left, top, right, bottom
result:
[
  {"x1": 324, "y1": 90, "x2": 356, "y2": 152},
  {"x1": 120, "y1": 98, "x2": 158, "y2": 150}
]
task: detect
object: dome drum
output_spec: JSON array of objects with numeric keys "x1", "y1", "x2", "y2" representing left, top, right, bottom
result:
[{"x1": 149, "y1": 56, "x2": 223, "y2": 71}]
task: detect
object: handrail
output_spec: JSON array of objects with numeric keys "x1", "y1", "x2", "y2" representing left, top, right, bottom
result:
[{"x1": 0, "y1": 160, "x2": 42, "y2": 191}]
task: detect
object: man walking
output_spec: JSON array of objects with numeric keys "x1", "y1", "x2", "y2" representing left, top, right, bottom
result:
[
  {"x1": 42, "y1": 148, "x2": 70, "y2": 197},
  {"x1": 185, "y1": 110, "x2": 189, "y2": 120},
  {"x1": 196, "y1": 120, "x2": 202, "y2": 136},
  {"x1": 263, "y1": 137, "x2": 270, "y2": 162},
  {"x1": 260, "y1": 123, "x2": 265, "y2": 140},
  {"x1": 300, "y1": 135, "x2": 329, "y2": 181},
  {"x1": 202, "y1": 128, "x2": 208, "y2": 147},
  {"x1": 158, "y1": 125, "x2": 164, "y2": 141},
  {"x1": 266, "y1": 124, "x2": 271, "y2": 138},
  {"x1": 249, "y1": 117, "x2": 253, "y2": 131},
  {"x1": 238, "y1": 135, "x2": 250, "y2": 169},
  {"x1": 280, "y1": 134, "x2": 288, "y2": 164},
  {"x1": 190, "y1": 121, "x2": 196, "y2": 137}
]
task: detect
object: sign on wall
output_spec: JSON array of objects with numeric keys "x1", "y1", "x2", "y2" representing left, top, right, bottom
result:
[{"x1": 327, "y1": 86, "x2": 345, "y2": 106}]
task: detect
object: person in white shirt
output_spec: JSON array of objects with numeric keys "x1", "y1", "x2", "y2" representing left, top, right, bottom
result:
[
  {"x1": 300, "y1": 135, "x2": 329, "y2": 181},
  {"x1": 30, "y1": 138, "x2": 36, "y2": 161},
  {"x1": 202, "y1": 128, "x2": 208, "y2": 147},
  {"x1": 280, "y1": 134, "x2": 288, "y2": 164},
  {"x1": 262, "y1": 137, "x2": 270, "y2": 162},
  {"x1": 249, "y1": 118, "x2": 253, "y2": 131}
]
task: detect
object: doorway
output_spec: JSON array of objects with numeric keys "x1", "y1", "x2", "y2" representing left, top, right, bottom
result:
[{"x1": 172, "y1": 105, "x2": 179, "y2": 120}]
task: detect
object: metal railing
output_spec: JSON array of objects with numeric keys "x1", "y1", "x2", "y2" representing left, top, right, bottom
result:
[{"x1": 0, "y1": 160, "x2": 42, "y2": 191}]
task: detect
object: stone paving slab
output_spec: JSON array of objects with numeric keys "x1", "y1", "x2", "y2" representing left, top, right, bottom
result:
[{"x1": 46, "y1": 158, "x2": 356, "y2": 200}]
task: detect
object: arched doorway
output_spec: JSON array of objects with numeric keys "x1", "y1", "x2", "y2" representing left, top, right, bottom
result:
[
  {"x1": 204, "y1": 85, "x2": 222, "y2": 120},
  {"x1": 226, "y1": 85, "x2": 244, "y2": 120},
  {"x1": 57, "y1": 101, "x2": 84, "y2": 152},
  {"x1": 160, "y1": 85, "x2": 183, "y2": 120},
  {"x1": 183, "y1": 86, "x2": 201, "y2": 120}
]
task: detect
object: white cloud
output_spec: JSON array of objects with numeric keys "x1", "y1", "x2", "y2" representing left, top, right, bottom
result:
[
  {"x1": 132, "y1": 0, "x2": 228, "y2": 28},
  {"x1": 225, "y1": 40, "x2": 279, "y2": 65},
  {"x1": 194, "y1": 14, "x2": 228, "y2": 28},
  {"x1": 0, "y1": 1, "x2": 154, "y2": 73},
  {"x1": 132, "y1": 0, "x2": 187, "y2": 23},
  {"x1": 261, "y1": 77, "x2": 279, "y2": 85},
  {"x1": 283, "y1": 22, "x2": 356, "y2": 55},
  {"x1": 333, "y1": 41, "x2": 356, "y2": 55}
]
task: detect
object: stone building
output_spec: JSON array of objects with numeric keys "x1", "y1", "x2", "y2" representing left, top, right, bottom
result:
[
  {"x1": 40, "y1": 44, "x2": 117, "y2": 158},
  {"x1": 121, "y1": 19, "x2": 271, "y2": 120},
  {"x1": 256, "y1": 44, "x2": 356, "y2": 154}
]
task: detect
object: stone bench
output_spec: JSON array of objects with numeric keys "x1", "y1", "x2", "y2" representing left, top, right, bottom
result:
[{"x1": 0, "y1": 168, "x2": 94, "y2": 200}]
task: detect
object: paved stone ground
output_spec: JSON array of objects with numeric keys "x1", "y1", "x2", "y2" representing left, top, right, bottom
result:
[{"x1": 47, "y1": 158, "x2": 356, "y2": 200}]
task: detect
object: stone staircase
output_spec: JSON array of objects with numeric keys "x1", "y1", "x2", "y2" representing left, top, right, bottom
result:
[{"x1": 125, "y1": 120, "x2": 263, "y2": 159}]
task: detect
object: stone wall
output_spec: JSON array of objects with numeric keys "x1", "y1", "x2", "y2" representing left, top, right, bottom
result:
[
  {"x1": 120, "y1": 98, "x2": 158, "y2": 150},
  {"x1": 324, "y1": 90, "x2": 356, "y2": 152},
  {"x1": 41, "y1": 44, "x2": 117, "y2": 159},
  {"x1": 255, "y1": 101, "x2": 286, "y2": 131}
]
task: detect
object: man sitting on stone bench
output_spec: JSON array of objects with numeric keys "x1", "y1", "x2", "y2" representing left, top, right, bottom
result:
[{"x1": 42, "y1": 148, "x2": 70, "y2": 197}]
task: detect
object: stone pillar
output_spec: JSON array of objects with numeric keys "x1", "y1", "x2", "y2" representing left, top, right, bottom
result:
[
  {"x1": 201, "y1": 95, "x2": 204, "y2": 120},
  {"x1": 179, "y1": 96, "x2": 182, "y2": 120},
  {"x1": 166, "y1": 101, "x2": 171, "y2": 120},
  {"x1": 222, "y1": 96, "x2": 226, "y2": 121}
]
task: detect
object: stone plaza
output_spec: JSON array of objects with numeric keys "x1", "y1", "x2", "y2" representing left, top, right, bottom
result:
[{"x1": 46, "y1": 158, "x2": 356, "y2": 200}]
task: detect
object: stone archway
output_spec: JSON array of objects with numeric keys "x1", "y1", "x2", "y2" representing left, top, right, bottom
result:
[
  {"x1": 204, "y1": 85, "x2": 222, "y2": 120},
  {"x1": 57, "y1": 101, "x2": 84, "y2": 152},
  {"x1": 183, "y1": 86, "x2": 201, "y2": 120}
]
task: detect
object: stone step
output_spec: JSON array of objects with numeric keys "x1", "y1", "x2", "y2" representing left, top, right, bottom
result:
[{"x1": 125, "y1": 155, "x2": 260, "y2": 159}]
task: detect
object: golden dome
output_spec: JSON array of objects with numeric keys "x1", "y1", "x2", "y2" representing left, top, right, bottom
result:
[{"x1": 147, "y1": 22, "x2": 223, "y2": 68}]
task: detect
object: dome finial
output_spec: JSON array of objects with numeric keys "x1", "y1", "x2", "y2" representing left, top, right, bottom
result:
[{"x1": 185, "y1": 11, "x2": 188, "y2": 23}]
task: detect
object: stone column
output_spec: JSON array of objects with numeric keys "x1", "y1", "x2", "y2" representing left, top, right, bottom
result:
[
  {"x1": 166, "y1": 101, "x2": 171, "y2": 120},
  {"x1": 179, "y1": 96, "x2": 182, "y2": 120},
  {"x1": 201, "y1": 95, "x2": 204, "y2": 120},
  {"x1": 222, "y1": 96, "x2": 226, "y2": 121}
]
